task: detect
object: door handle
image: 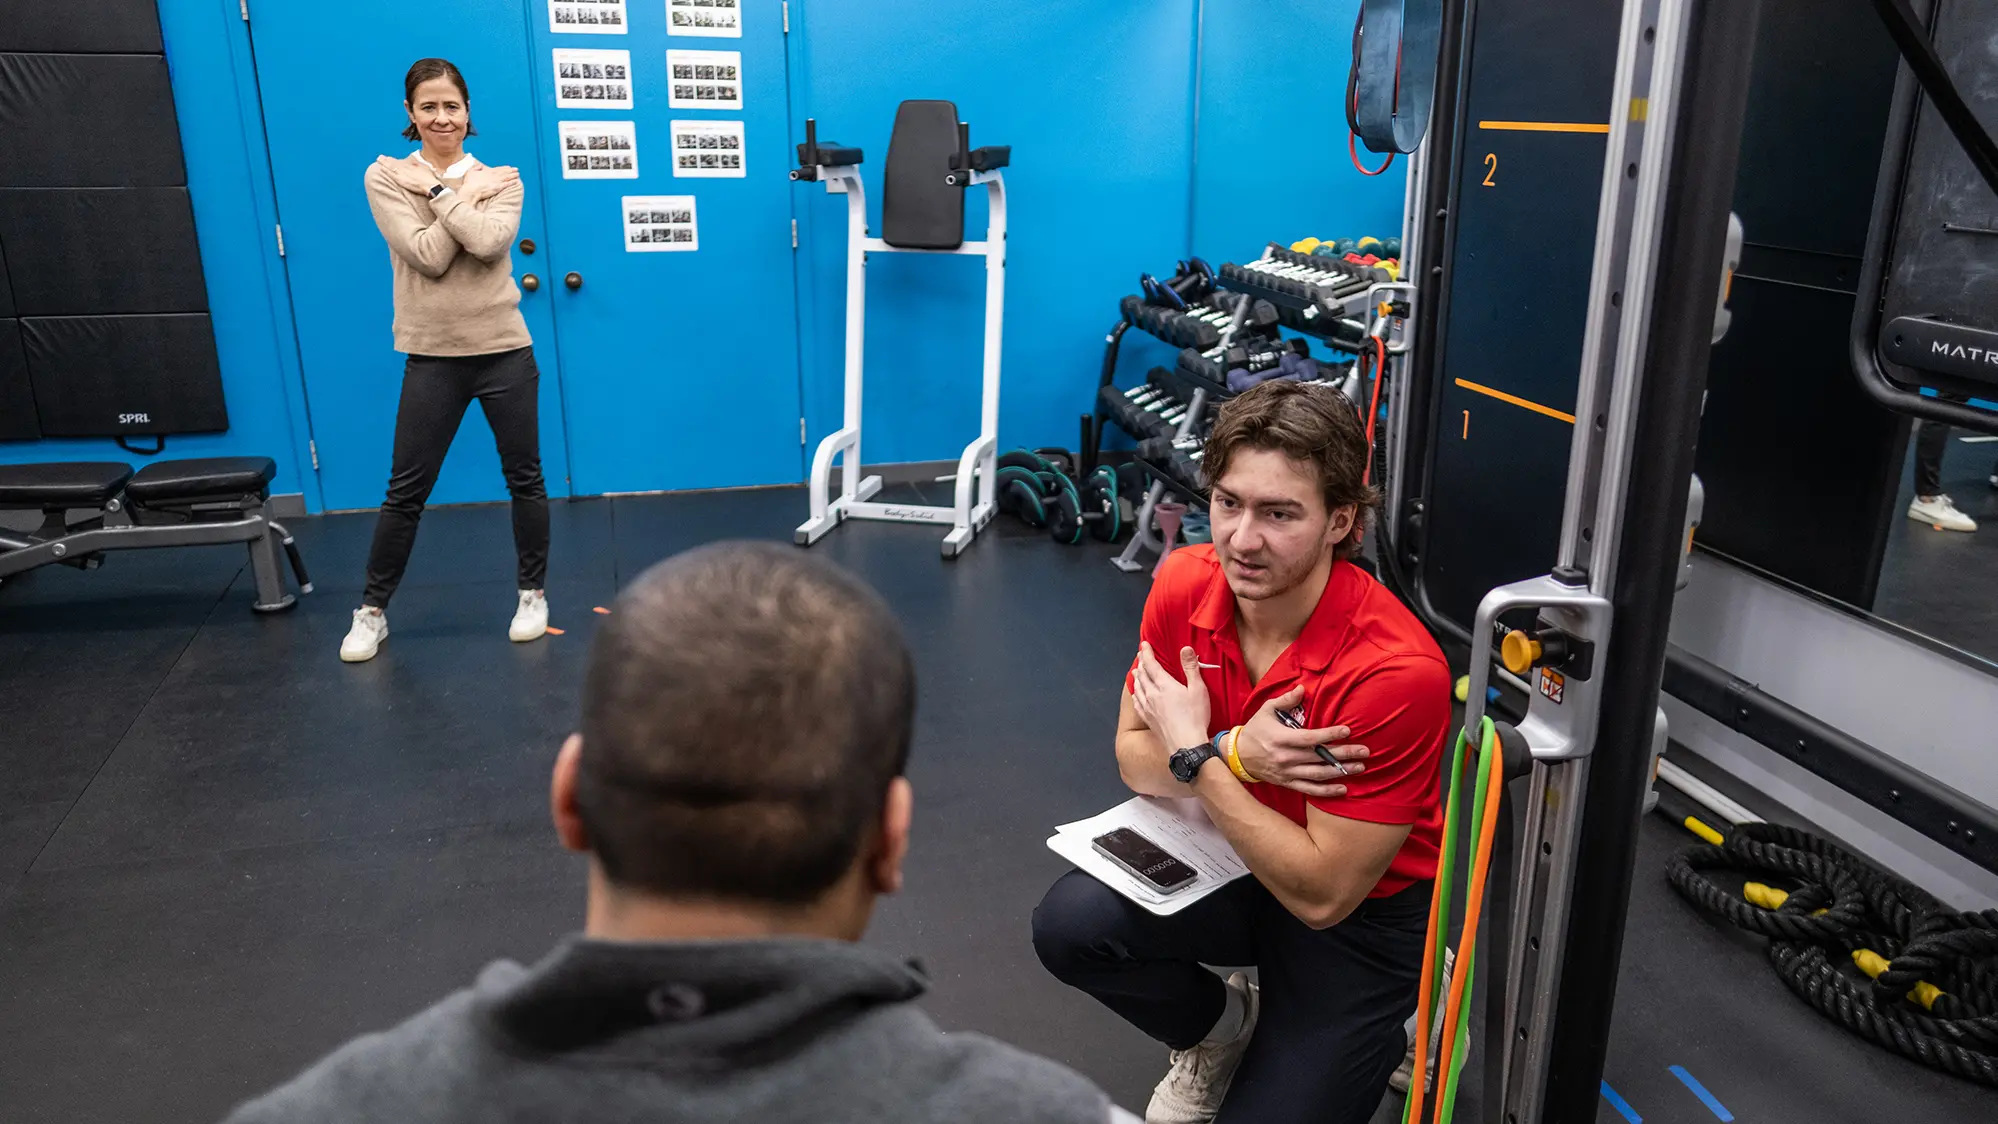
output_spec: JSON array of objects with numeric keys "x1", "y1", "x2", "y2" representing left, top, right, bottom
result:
[
  {"x1": 564, "y1": 271, "x2": 583, "y2": 291},
  {"x1": 520, "y1": 273, "x2": 540, "y2": 292},
  {"x1": 518, "y1": 238, "x2": 536, "y2": 255}
]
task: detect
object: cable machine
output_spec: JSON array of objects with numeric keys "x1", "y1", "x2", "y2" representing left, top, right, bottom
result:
[{"x1": 1382, "y1": 0, "x2": 1998, "y2": 1116}]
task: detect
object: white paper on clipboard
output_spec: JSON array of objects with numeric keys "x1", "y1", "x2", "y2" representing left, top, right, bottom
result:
[{"x1": 1047, "y1": 796, "x2": 1249, "y2": 916}]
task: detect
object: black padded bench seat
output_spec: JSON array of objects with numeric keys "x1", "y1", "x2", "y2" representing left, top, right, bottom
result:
[
  {"x1": 0, "y1": 462, "x2": 134, "y2": 509},
  {"x1": 0, "y1": 454, "x2": 307, "y2": 613},
  {"x1": 126, "y1": 457, "x2": 276, "y2": 504}
]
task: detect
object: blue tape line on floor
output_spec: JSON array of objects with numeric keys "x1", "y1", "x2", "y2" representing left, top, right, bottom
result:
[
  {"x1": 1668, "y1": 1065, "x2": 1734, "y2": 1122},
  {"x1": 1600, "y1": 1081, "x2": 1642, "y2": 1124}
]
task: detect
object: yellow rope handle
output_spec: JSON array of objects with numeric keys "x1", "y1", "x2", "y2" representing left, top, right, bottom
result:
[{"x1": 1851, "y1": 947, "x2": 1944, "y2": 1010}]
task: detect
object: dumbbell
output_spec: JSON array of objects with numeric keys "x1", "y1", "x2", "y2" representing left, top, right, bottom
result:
[
  {"x1": 996, "y1": 466, "x2": 1067, "y2": 528},
  {"x1": 1049, "y1": 464, "x2": 1128, "y2": 545},
  {"x1": 1141, "y1": 273, "x2": 1189, "y2": 310},
  {"x1": 1126, "y1": 387, "x2": 1171, "y2": 407}
]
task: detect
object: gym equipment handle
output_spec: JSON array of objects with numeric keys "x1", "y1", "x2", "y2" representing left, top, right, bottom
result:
[
  {"x1": 520, "y1": 274, "x2": 539, "y2": 292},
  {"x1": 564, "y1": 272, "x2": 583, "y2": 291}
]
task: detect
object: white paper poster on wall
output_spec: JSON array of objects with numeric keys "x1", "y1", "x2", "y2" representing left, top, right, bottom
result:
[
  {"x1": 559, "y1": 120, "x2": 640, "y2": 178},
  {"x1": 670, "y1": 119, "x2": 745, "y2": 177},
  {"x1": 666, "y1": 50, "x2": 742, "y2": 110},
  {"x1": 666, "y1": 0, "x2": 742, "y2": 38},
  {"x1": 549, "y1": 0, "x2": 628, "y2": 34},
  {"x1": 553, "y1": 49, "x2": 633, "y2": 109},
  {"x1": 624, "y1": 195, "x2": 699, "y2": 252}
]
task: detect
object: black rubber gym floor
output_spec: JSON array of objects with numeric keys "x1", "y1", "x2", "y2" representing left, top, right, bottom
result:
[{"x1": 1, "y1": 486, "x2": 1990, "y2": 1123}]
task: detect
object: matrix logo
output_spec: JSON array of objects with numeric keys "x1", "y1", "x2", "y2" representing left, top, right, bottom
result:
[
  {"x1": 119, "y1": 413, "x2": 151, "y2": 424},
  {"x1": 1931, "y1": 340, "x2": 1998, "y2": 366}
]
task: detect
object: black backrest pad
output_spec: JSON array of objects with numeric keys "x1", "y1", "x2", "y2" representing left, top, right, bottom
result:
[
  {"x1": 0, "y1": 319, "x2": 38, "y2": 440},
  {"x1": 0, "y1": 0, "x2": 163, "y2": 53},
  {"x1": 882, "y1": 99, "x2": 964, "y2": 250},
  {"x1": 22, "y1": 314, "x2": 225, "y2": 437},
  {"x1": 0, "y1": 189, "x2": 209, "y2": 314}
]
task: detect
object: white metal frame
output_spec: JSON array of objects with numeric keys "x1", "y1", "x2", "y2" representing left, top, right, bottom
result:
[{"x1": 793, "y1": 162, "x2": 1009, "y2": 558}]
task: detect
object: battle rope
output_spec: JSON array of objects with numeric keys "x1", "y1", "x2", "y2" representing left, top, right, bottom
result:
[{"x1": 1668, "y1": 820, "x2": 1998, "y2": 1086}]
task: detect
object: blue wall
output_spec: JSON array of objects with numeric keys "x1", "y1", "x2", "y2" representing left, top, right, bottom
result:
[
  {"x1": 0, "y1": 0, "x2": 316, "y2": 503},
  {"x1": 1191, "y1": 0, "x2": 1407, "y2": 266},
  {"x1": 2, "y1": 2, "x2": 1412, "y2": 497}
]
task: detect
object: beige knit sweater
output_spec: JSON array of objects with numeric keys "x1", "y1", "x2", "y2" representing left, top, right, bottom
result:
[{"x1": 363, "y1": 154, "x2": 532, "y2": 357}]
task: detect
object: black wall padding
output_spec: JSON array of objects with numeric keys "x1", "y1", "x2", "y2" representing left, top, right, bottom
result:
[
  {"x1": 0, "y1": 318, "x2": 38, "y2": 440},
  {"x1": 881, "y1": 99, "x2": 964, "y2": 250},
  {"x1": 0, "y1": 233, "x2": 13, "y2": 316},
  {"x1": 0, "y1": 0, "x2": 163, "y2": 54},
  {"x1": 0, "y1": 54, "x2": 186, "y2": 187},
  {"x1": 0, "y1": 189, "x2": 209, "y2": 314},
  {"x1": 21, "y1": 314, "x2": 225, "y2": 436}
]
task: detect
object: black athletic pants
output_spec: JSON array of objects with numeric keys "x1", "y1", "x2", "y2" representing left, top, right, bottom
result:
[
  {"x1": 1033, "y1": 870, "x2": 1429, "y2": 1124},
  {"x1": 362, "y1": 347, "x2": 548, "y2": 607}
]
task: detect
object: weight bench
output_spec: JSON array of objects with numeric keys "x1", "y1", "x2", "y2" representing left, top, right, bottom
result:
[
  {"x1": 790, "y1": 99, "x2": 1012, "y2": 558},
  {"x1": 0, "y1": 456, "x2": 312, "y2": 613}
]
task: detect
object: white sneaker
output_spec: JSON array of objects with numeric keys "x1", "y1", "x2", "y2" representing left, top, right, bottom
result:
[
  {"x1": 339, "y1": 607, "x2": 388, "y2": 663},
  {"x1": 1146, "y1": 972, "x2": 1258, "y2": 1124},
  {"x1": 1909, "y1": 494, "x2": 1977, "y2": 532},
  {"x1": 509, "y1": 589, "x2": 548, "y2": 642},
  {"x1": 1390, "y1": 946, "x2": 1456, "y2": 1095}
]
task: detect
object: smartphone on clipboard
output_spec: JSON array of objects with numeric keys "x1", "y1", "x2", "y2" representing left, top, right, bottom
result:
[{"x1": 1092, "y1": 828, "x2": 1200, "y2": 895}]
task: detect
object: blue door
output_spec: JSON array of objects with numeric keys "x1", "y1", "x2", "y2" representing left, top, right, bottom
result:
[
  {"x1": 248, "y1": 2, "x2": 571, "y2": 510},
  {"x1": 523, "y1": 0, "x2": 804, "y2": 493}
]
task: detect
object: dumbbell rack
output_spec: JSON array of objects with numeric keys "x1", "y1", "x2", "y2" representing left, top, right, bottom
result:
[
  {"x1": 1112, "y1": 386, "x2": 1210, "y2": 573},
  {"x1": 1218, "y1": 244, "x2": 1416, "y2": 354}
]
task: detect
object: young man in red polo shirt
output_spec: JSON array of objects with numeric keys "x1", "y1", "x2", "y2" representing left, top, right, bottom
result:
[{"x1": 1033, "y1": 380, "x2": 1451, "y2": 1124}]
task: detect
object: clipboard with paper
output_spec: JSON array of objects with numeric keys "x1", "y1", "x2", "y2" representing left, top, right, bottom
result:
[{"x1": 1047, "y1": 796, "x2": 1250, "y2": 916}]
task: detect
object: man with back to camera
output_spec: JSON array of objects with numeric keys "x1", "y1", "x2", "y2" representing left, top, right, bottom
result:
[
  {"x1": 222, "y1": 542, "x2": 1133, "y2": 1124},
  {"x1": 1032, "y1": 381, "x2": 1452, "y2": 1124}
]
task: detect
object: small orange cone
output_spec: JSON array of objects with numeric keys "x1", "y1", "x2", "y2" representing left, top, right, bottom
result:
[{"x1": 545, "y1": 627, "x2": 566, "y2": 636}]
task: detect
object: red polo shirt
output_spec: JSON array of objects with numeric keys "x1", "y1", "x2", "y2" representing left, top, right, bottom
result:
[{"x1": 1129, "y1": 546, "x2": 1451, "y2": 897}]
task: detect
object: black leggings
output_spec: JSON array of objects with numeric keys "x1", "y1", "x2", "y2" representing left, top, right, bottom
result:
[
  {"x1": 1033, "y1": 870, "x2": 1429, "y2": 1124},
  {"x1": 362, "y1": 347, "x2": 548, "y2": 607}
]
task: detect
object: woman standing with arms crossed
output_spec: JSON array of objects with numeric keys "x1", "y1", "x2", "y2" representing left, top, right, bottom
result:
[{"x1": 341, "y1": 58, "x2": 550, "y2": 663}]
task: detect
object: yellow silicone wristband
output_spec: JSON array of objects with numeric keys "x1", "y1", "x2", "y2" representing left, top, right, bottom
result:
[{"x1": 1226, "y1": 726, "x2": 1258, "y2": 783}]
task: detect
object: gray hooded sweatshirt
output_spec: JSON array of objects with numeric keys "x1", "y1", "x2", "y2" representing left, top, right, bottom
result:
[{"x1": 220, "y1": 936, "x2": 1115, "y2": 1124}]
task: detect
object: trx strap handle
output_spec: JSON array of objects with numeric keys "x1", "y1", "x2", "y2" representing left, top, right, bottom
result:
[{"x1": 1350, "y1": 0, "x2": 1446, "y2": 156}]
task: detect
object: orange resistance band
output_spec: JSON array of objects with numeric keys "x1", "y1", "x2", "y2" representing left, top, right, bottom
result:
[{"x1": 1405, "y1": 825, "x2": 1448, "y2": 1124}]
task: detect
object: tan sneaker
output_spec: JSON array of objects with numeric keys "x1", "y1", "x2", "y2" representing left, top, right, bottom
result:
[
  {"x1": 1146, "y1": 972, "x2": 1258, "y2": 1124},
  {"x1": 1391, "y1": 946, "x2": 1455, "y2": 1095}
]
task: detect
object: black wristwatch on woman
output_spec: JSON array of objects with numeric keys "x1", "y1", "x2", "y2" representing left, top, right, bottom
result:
[
  {"x1": 1168, "y1": 731, "x2": 1229, "y2": 783},
  {"x1": 427, "y1": 183, "x2": 451, "y2": 201}
]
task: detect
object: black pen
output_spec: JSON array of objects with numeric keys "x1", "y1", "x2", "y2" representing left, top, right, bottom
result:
[{"x1": 1278, "y1": 705, "x2": 1350, "y2": 776}]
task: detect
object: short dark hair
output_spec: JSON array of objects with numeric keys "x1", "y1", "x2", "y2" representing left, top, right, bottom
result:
[
  {"x1": 576, "y1": 542, "x2": 916, "y2": 906},
  {"x1": 401, "y1": 58, "x2": 477, "y2": 142},
  {"x1": 1203, "y1": 380, "x2": 1380, "y2": 560}
]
